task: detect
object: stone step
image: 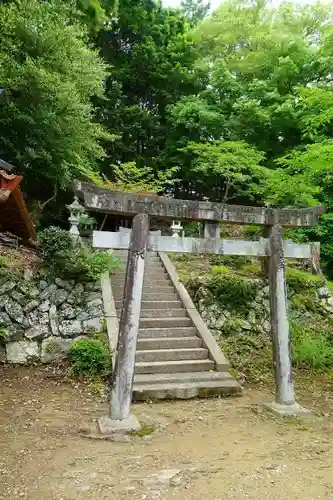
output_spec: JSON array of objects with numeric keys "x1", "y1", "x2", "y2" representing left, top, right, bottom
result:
[
  {"x1": 135, "y1": 358, "x2": 215, "y2": 374},
  {"x1": 137, "y1": 337, "x2": 202, "y2": 350},
  {"x1": 113, "y1": 293, "x2": 179, "y2": 302},
  {"x1": 134, "y1": 371, "x2": 233, "y2": 385},
  {"x1": 113, "y1": 265, "x2": 168, "y2": 278},
  {"x1": 115, "y1": 301, "x2": 183, "y2": 310},
  {"x1": 132, "y1": 379, "x2": 241, "y2": 401},
  {"x1": 139, "y1": 327, "x2": 198, "y2": 338},
  {"x1": 135, "y1": 348, "x2": 208, "y2": 363},
  {"x1": 111, "y1": 278, "x2": 171, "y2": 286},
  {"x1": 118, "y1": 309, "x2": 187, "y2": 318},
  {"x1": 139, "y1": 317, "x2": 193, "y2": 328}
]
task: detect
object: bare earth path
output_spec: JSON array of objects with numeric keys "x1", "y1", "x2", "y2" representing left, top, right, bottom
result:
[{"x1": 1, "y1": 366, "x2": 333, "y2": 500}]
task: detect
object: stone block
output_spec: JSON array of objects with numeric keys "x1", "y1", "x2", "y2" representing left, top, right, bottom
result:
[
  {"x1": 41, "y1": 336, "x2": 74, "y2": 363},
  {"x1": 24, "y1": 300, "x2": 39, "y2": 313},
  {"x1": 6, "y1": 341, "x2": 40, "y2": 363},
  {"x1": 51, "y1": 288, "x2": 69, "y2": 306},
  {"x1": 20, "y1": 283, "x2": 39, "y2": 298},
  {"x1": 25, "y1": 324, "x2": 50, "y2": 340},
  {"x1": 49, "y1": 305, "x2": 59, "y2": 336},
  {"x1": 39, "y1": 300, "x2": 50, "y2": 312},
  {"x1": 263, "y1": 402, "x2": 311, "y2": 417},
  {"x1": 7, "y1": 325, "x2": 24, "y2": 342},
  {"x1": 98, "y1": 414, "x2": 141, "y2": 435},
  {"x1": 0, "y1": 311, "x2": 11, "y2": 327},
  {"x1": 40, "y1": 283, "x2": 58, "y2": 301},
  {"x1": 60, "y1": 305, "x2": 78, "y2": 320},
  {"x1": 82, "y1": 317, "x2": 102, "y2": 333},
  {"x1": 87, "y1": 298, "x2": 103, "y2": 309},
  {"x1": 5, "y1": 301, "x2": 29, "y2": 327},
  {"x1": 11, "y1": 290, "x2": 26, "y2": 305},
  {"x1": 55, "y1": 278, "x2": 73, "y2": 291},
  {"x1": 318, "y1": 286, "x2": 330, "y2": 299},
  {"x1": 59, "y1": 320, "x2": 82, "y2": 337},
  {"x1": 0, "y1": 281, "x2": 16, "y2": 295}
]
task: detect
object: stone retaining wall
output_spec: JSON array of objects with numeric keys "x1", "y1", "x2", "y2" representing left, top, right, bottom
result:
[
  {"x1": 0, "y1": 273, "x2": 104, "y2": 364},
  {"x1": 196, "y1": 281, "x2": 333, "y2": 338}
]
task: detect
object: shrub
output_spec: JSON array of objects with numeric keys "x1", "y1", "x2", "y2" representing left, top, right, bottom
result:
[
  {"x1": 37, "y1": 226, "x2": 72, "y2": 260},
  {"x1": 38, "y1": 226, "x2": 119, "y2": 281},
  {"x1": 209, "y1": 274, "x2": 258, "y2": 310},
  {"x1": 286, "y1": 268, "x2": 323, "y2": 293},
  {"x1": 69, "y1": 338, "x2": 111, "y2": 376},
  {"x1": 291, "y1": 323, "x2": 333, "y2": 370},
  {"x1": 244, "y1": 225, "x2": 262, "y2": 240},
  {"x1": 211, "y1": 265, "x2": 231, "y2": 275},
  {"x1": 290, "y1": 292, "x2": 318, "y2": 313},
  {"x1": 63, "y1": 248, "x2": 119, "y2": 281}
]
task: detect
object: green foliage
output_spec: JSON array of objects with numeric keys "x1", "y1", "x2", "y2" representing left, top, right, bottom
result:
[
  {"x1": 61, "y1": 247, "x2": 119, "y2": 281},
  {"x1": 222, "y1": 316, "x2": 244, "y2": 336},
  {"x1": 240, "y1": 263, "x2": 261, "y2": 275},
  {"x1": 78, "y1": 213, "x2": 96, "y2": 230},
  {"x1": 291, "y1": 292, "x2": 318, "y2": 313},
  {"x1": 38, "y1": 226, "x2": 118, "y2": 281},
  {"x1": 209, "y1": 274, "x2": 258, "y2": 310},
  {"x1": 105, "y1": 161, "x2": 177, "y2": 194},
  {"x1": 0, "y1": 327, "x2": 9, "y2": 342},
  {"x1": 0, "y1": 256, "x2": 10, "y2": 268},
  {"x1": 220, "y1": 331, "x2": 273, "y2": 384},
  {"x1": 37, "y1": 226, "x2": 73, "y2": 261},
  {"x1": 0, "y1": 0, "x2": 108, "y2": 202},
  {"x1": 211, "y1": 265, "x2": 231, "y2": 275},
  {"x1": 96, "y1": 0, "x2": 201, "y2": 184},
  {"x1": 69, "y1": 338, "x2": 111, "y2": 376},
  {"x1": 181, "y1": 0, "x2": 210, "y2": 26},
  {"x1": 180, "y1": 140, "x2": 266, "y2": 203},
  {"x1": 244, "y1": 225, "x2": 262, "y2": 240},
  {"x1": 286, "y1": 268, "x2": 323, "y2": 293},
  {"x1": 291, "y1": 323, "x2": 333, "y2": 370}
]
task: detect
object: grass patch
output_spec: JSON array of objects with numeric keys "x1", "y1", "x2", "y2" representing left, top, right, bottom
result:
[
  {"x1": 220, "y1": 332, "x2": 273, "y2": 384},
  {"x1": 69, "y1": 338, "x2": 111, "y2": 377},
  {"x1": 209, "y1": 273, "x2": 258, "y2": 310},
  {"x1": 291, "y1": 292, "x2": 318, "y2": 313},
  {"x1": 128, "y1": 425, "x2": 155, "y2": 437},
  {"x1": 211, "y1": 265, "x2": 231, "y2": 275},
  {"x1": 240, "y1": 263, "x2": 262, "y2": 275},
  {"x1": 291, "y1": 323, "x2": 333, "y2": 370},
  {"x1": 286, "y1": 268, "x2": 323, "y2": 293}
]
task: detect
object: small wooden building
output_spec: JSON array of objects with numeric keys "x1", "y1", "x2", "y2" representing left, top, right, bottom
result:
[{"x1": 0, "y1": 159, "x2": 36, "y2": 241}]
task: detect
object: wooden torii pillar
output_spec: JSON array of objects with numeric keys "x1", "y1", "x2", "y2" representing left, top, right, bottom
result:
[{"x1": 74, "y1": 181, "x2": 326, "y2": 430}]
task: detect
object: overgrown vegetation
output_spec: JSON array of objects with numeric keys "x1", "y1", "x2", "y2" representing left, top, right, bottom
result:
[
  {"x1": 37, "y1": 226, "x2": 118, "y2": 281},
  {"x1": 1, "y1": 0, "x2": 333, "y2": 272},
  {"x1": 173, "y1": 253, "x2": 333, "y2": 383},
  {"x1": 68, "y1": 337, "x2": 111, "y2": 376}
]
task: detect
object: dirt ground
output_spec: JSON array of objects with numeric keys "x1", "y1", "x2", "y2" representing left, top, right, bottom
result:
[{"x1": 1, "y1": 366, "x2": 333, "y2": 500}]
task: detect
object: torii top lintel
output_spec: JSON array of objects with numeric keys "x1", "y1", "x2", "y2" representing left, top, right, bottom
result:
[{"x1": 74, "y1": 181, "x2": 326, "y2": 228}]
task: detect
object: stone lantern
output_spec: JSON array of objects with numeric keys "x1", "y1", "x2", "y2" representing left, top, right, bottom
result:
[{"x1": 67, "y1": 196, "x2": 85, "y2": 245}]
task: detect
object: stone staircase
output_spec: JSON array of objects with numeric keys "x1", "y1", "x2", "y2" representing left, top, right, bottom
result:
[{"x1": 111, "y1": 250, "x2": 240, "y2": 400}]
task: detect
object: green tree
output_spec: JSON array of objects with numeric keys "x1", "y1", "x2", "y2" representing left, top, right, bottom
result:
[
  {"x1": 95, "y1": 0, "x2": 203, "y2": 178},
  {"x1": 0, "y1": 0, "x2": 108, "y2": 203},
  {"x1": 181, "y1": 0, "x2": 211, "y2": 25},
  {"x1": 179, "y1": 140, "x2": 266, "y2": 202}
]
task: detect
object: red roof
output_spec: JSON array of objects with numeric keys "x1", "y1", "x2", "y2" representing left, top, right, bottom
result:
[{"x1": 0, "y1": 170, "x2": 36, "y2": 241}]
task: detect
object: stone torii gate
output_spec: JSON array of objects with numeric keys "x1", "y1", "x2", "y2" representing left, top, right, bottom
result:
[{"x1": 74, "y1": 181, "x2": 325, "y2": 432}]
